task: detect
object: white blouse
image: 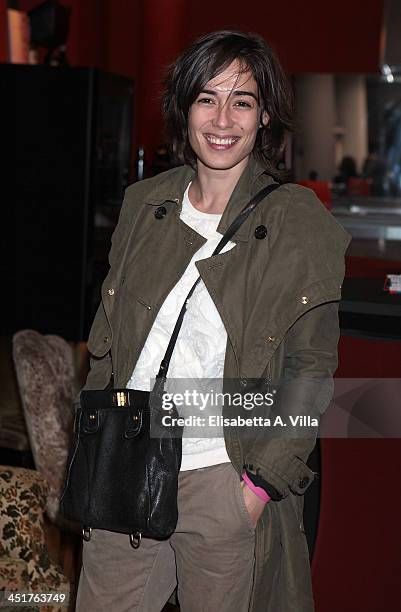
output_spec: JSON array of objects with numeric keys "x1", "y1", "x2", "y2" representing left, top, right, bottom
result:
[{"x1": 127, "y1": 182, "x2": 235, "y2": 470}]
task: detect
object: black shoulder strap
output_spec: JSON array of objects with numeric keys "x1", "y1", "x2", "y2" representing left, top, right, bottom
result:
[{"x1": 156, "y1": 182, "x2": 281, "y2": 380}]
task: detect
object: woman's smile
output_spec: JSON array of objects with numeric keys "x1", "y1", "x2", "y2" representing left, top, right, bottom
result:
[{"x1": 203, "y1": 133, "x2": 241, "y2": 150}]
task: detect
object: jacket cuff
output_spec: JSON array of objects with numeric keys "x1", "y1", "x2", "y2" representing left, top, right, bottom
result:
[{"x1": 243, "y1": 455, "x2": 317, "y2": 499}]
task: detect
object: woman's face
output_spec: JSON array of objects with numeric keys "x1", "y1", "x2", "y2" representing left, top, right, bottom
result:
[{"x1": 188, "y1": 59, "x2": 269, "y2": 173}]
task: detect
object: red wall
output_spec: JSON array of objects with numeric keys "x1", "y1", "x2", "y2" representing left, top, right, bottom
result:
[
  {"x1": 0, "y1": 1, "x2": 7, "y2": 62},
  {"x1": 4, "y1": 0, "x2": 384, "y2": 164},
  {"x1": 185, "y1": 0, "x2": 384, "y2": 74}
]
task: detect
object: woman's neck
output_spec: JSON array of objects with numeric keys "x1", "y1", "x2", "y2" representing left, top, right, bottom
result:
[{"x1": 188, "y1": 157, "x2": 249, "y2": 214}]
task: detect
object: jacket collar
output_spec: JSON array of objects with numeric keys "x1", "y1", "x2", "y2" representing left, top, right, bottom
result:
[{"x1": 145, "y1": 155, "x2": 277, "y2": 243}]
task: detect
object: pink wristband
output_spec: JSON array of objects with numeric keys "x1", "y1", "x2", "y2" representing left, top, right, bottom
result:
[{"x1": 242, "y1": 472, "x2": 271, "y2": 503}]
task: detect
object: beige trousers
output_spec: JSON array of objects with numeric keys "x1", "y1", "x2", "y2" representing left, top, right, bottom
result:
[{"x1": 76, "y1": 462, "x2": 256, "y2": 612}]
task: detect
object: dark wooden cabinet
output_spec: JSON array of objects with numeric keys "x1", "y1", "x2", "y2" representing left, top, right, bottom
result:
[{"x1": 2, "y1": 65, "x2": 133, "y2": 340}]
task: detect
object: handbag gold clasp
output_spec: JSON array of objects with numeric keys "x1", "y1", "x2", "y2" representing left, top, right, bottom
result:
[{"x1": 112, "y1": 391, "x2": 130, "y2": 407}]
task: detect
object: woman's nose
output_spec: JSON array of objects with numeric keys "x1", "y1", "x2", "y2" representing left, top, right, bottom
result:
[{"x1": 212, "y1": 102, "x2": 233, "y2": 129}]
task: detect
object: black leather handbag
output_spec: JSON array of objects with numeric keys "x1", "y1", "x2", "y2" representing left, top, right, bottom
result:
[{"x1": 60, "y1": 182, "x2": 280, "y2": 548}]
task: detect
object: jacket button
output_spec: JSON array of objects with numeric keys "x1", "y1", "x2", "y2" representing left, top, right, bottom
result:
[
  {"x1": 298, "y1": 476, "x2": 310, "y2": 488},
  {"x1": 108, "y1": 288, "x2": 115, "y2": 296},
  {"x1": 103, "y1": 336, "x2": 109, "y2": 343},
  {"x1": 266, "y1": 335, "x2": 275, "y2": 342},
  {"x1": 301, "y1": 296, "x2": 309, "y2": 304},
  {"x1": 254, "y1": 225, "x2": 268, "y2": 239},
  {"x1": 154, "y1": 206, "x2": 167, "y2": 219}
]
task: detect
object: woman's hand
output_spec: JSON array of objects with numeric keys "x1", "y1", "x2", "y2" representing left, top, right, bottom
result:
[{"x1": 240, "y1": 480, "x2": 266, "y2": 528}]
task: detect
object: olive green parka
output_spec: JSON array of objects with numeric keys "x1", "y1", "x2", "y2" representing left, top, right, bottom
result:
[{"x1": 82, "y1": 155, "x2": 351, "y2": 612}]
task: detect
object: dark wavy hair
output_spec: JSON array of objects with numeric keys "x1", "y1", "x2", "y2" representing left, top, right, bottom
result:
[{"x1": 162, "y1": 30, "x2": 295, "y2": 179}]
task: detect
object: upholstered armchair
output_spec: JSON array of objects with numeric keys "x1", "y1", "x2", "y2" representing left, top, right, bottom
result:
[
  {"x1": 11, "y1": 330, "x2": 83, "y2": 599},
  {"x1": 12, "y1": 331, "x2": 77, "y2": 522},
  {"x1": 0, "y1": 466, "x2": 70, "y2": 610}
]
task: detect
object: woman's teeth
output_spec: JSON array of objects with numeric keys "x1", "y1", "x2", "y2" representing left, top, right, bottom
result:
[{"x1": 205, "y1": 135, "x2": 238, "y2": 145}]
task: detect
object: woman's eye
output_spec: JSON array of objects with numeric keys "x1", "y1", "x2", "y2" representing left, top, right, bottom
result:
[
  {"x1": 234, "y1": 100, "x2": 252, "y2": 108},
  {"x1": 195, "y1": 97, "x2": 252, "y2": 108}
]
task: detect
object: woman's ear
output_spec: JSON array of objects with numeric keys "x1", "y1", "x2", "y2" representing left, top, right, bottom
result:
[{"x1": 259, "y1": 110, "x2": 270, "y2": 128}]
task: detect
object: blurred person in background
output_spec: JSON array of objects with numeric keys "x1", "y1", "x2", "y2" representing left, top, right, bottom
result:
[{"x1": 333, "y1": 154, "x2": 359, "y2": 195}]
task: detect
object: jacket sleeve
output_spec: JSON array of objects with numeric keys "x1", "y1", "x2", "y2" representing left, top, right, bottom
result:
[
  {"x1": 77, "y1": 182, "x2": 143, "y2": 395},
  {"x1": 241, "y1": 184, "x2": 351, "y2": 500},
  {"x1": 243, "y1": 299, "x2": 341, "y2": 499}
]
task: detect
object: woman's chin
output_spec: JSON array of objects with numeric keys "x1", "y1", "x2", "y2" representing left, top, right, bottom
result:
[{"x1": 196, "y1": 152, "x2": 250, "y2": 172}]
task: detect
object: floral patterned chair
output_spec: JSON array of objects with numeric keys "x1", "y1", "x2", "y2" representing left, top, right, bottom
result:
[
  {"x1": 0, "y1": 466, "x2": 70, "y2": 610},
  {"x1": 12, "y1": 331, "x2": 77, "y2": 522}
]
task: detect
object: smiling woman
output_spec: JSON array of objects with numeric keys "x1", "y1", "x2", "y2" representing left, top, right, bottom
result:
[
  {"x1": 188, "y1": 61, "x2": 268, "y2": 173},
  {"x1": 163, "y1": 30, "x2": 295, "y2": 182},
  {"x1": 185, "y1": 61, "x2": 267, "y2": 213},
  {"x1": 73, "y1": 29, "x2": 350, "y2": 612},
  {"x1": 162, "y1": 30, "x2": 295, "y2": 214}
]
